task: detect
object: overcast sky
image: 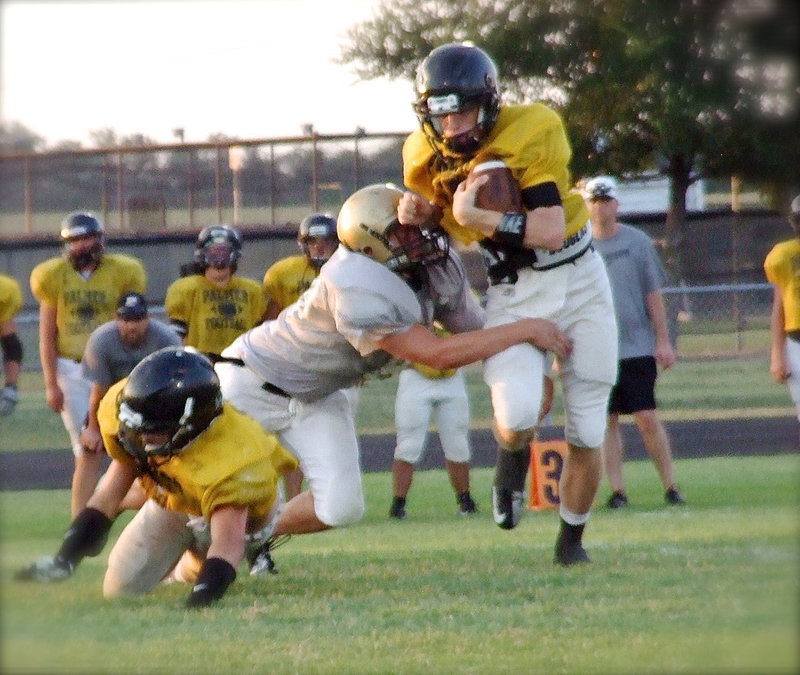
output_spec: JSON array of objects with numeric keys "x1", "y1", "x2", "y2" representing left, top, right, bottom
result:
[{"x1": 0, "y1": 0, "x2": 417, "y2": 146}]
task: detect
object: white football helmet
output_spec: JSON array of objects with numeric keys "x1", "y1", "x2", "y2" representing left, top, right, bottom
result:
[{"x1": 337, "y1": 184, "x2": 448, "y2": 273}]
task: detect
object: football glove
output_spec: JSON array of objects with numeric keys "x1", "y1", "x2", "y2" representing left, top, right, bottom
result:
[
  {"x1": 0, "y1": 385, "x2": 18, "y2": 416},
  {"x1": 15, "y1": 555, "x2": 74, "y2": 582}
]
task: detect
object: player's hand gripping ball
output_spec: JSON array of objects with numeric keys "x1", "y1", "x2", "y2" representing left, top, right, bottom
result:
[{"x1": 465, "y1": 159, "x2": 523, "y2": 213}]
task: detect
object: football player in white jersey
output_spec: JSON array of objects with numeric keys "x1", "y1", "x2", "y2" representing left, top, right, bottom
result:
[{"x1": 214, "y1": 183, "x2": 571, "y2": 565}]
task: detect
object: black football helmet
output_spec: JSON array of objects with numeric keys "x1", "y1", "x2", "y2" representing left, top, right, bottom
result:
[
  {"x1": 193, "y1": 225, "x2": 243, "y2": 272},
  {"x1": 60, "y1": 211, "x2": 105, "y2": 270},
  {"x1": 117, "y1": 346, "x2": 223, "y2": 461},
  {"x1": 298, "y1": 213, "x2": 339, "y2": 269},
  {"x1": 413, "y1": 43, "x2": 501, "y2": 157},
  {"x1": 337, "y1": 184, "x2": 449, "y2": 274}
]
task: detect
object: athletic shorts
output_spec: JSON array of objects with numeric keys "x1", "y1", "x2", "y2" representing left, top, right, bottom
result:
[{"x1": 608, "y1": 356, "x2": 657, "y2": 415}]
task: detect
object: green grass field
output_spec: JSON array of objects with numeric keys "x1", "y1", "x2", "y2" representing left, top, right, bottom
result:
[{"x1": 1, "y1": 455, "x2": 798, "y2": 674}]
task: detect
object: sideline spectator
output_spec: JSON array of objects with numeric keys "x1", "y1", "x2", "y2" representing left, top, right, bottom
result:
[
  {"x1": 77, "y1": 292, "x2": 181, "y2": 511},
  {"x1": 585, "y1": 176, "x2": 685, "y2": 507},
  {"x1": 0, "y1": 273, "x2": 24, "y2": 417},
  {"x1": 30, "y1": 212, "x2": 146, "y2": 517},
  {"x1": 765, "y1": 194, "x2": 800, "y2": 433}
]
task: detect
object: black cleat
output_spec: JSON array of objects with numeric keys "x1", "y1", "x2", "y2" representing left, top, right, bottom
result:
[
  {"x1": 389, "y1": 497, "x2": 407, "y2": 520},
  {"x1": 665, "y1": 486, "x2": 686, "y2": 505},
  {"x1": 457, "y1": 492, "x2": 478, "y2": 515},
  {"x1": 492, "y1": 486, "x2": 523, "y2": 530},
  {"x1": 607, "y1": 491, "x2": 629, "y2": 509},
  {"x1": 554, "y1": 543, "x2": 592, "y2": 566}
]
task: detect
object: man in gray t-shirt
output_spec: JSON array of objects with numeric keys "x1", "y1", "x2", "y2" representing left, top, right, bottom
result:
[
  {"x1": 76, "y1": 292, "x2": 181, "y2": 511},
  {"x1": 586, "y1": 176, "x2": 685, "y2": 509}
]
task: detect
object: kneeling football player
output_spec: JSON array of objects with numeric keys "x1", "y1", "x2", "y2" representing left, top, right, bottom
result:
[{"x1": 16, "y1": 346, "x2": 297, "y2": 608}]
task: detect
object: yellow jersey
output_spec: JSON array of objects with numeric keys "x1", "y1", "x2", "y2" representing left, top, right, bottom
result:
[
  {"x1": 262, "y1": 255, "x2": 318, "y2": 311},
  {"x1": 165, "y1": 274, "x2": 267, "y2": 356},
  {"x1": 0, "y1": 274, "x2": 23, "y2": 322},
  {"x1": 764, "y1": 237, "x2": 800, "y2": 332},
  {"x1": 98, "y1": 379, "x2": 298, "y2": 520},
  {"x1": 29, "y1": 254, "x2": 147, "y2": 360},
  {"x1": 403, "y1": 103, "x2": 589, "y2": 246}
]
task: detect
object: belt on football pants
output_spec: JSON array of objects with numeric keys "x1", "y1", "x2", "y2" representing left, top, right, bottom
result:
[
  {"x1": 215, "y1": 356, "x2": 291, "y2": 398},
  {"x1": 481, "y1": 225, "x2": 593, "y2": 285}
]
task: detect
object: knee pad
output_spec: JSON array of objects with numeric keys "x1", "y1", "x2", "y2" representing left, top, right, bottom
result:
[
  {"x1": 563, "y1": 380, "x2": 611, "y2": 449},
  {"x1": 316, "y1": 495, "x2": 365, "y2": 528}
]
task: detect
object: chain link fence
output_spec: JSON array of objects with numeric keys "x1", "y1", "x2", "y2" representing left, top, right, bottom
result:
[{"x1": 0, "y1": 133, "x2": 408, "y2": 237}]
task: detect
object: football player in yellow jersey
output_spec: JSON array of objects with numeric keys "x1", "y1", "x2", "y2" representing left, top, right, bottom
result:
[
  {"x1": 165, "y1": 225, "x2": 267, "y2": 361},
  {"x1": 263, "y1": 213, "x2": 339, "y2": 320},
  {"x1": 30, "y1": 212, "x2": 147, "y2": 517},
  {"x1": 399, "y1": 44, "x2": 618, "y2": 566},
  {"x1": 765, "y1": 195, "x2": 800, "y2": 428},
  {"x1": 0, "y1": 273, "x2": 24, "y2": 416},
  {"x1": 16, "y1": 346, "x2": 298, "y2": 608}
]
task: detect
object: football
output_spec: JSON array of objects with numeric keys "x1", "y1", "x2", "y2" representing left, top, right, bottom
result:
[{"x1": 465, "y1": 159, "x2": 523, "y2": 212}]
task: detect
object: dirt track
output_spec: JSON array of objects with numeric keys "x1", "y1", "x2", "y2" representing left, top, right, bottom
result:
[{"x1": 1, "y1": 416, "x2": 796, "y2": 491}]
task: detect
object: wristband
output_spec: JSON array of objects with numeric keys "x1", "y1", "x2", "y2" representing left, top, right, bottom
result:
[
  {"x1": 186, "y1": 557, "x2": 237, "y2": 608},
  {"x1": 492, "y1": 212, "x2": 526, "y2": 249},
  {"x1": 56, "y1": 507, "x2": 114, "y2": 566}
]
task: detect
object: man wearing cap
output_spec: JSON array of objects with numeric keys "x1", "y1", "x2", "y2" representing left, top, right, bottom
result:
[
  {"x1": 585, "y1": 176, "x2": 685, "y2": 508},
  {"x1": 764, "y1": 194, "x2": 800, "y2": 431},
  {"x1": 77, "y1": 292, "x2": 181, "y2": 512}
]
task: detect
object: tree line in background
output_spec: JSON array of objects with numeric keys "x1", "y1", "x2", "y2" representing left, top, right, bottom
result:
[{"x1": 1, "y1": 1, "x2": 797, "y2": 233}]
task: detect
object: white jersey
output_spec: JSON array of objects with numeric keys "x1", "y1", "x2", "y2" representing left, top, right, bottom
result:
[{"x1": 233, "y1": 245, "x2": 484, "y2": 402}]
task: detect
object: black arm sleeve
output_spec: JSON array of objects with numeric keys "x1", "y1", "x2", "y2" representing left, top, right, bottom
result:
[{"x1": 521, "y1": 181, "x2": 562, "y2": 210}]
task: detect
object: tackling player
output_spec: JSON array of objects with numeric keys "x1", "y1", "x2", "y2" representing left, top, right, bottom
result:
[
  {"x1": 399, "y1": 43, "x2": 618, "y2": 565},
  {"x1": 165, "y1": 224, "x2": 267, "y2": 362},
  {"x1": 214, "y1": 183, "x2": 571, "y2": 559},
  {"x1": 30, "y1": 212, "x2": 147, "y2": 516},
  {"x1": 16, "y1": 347, "x2": 298, "y2": 608},
  {"x1": 0, "y1": 273, "x2": 24, "y2": 416}
]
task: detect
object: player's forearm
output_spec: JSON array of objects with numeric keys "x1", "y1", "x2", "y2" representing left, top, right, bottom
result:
[
  {"x1": 381, "y1": 319, "x2": 569, "y2": 371},
  {"x1": 522, "y1": 206, "x2": 566, "y2": 250}
]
